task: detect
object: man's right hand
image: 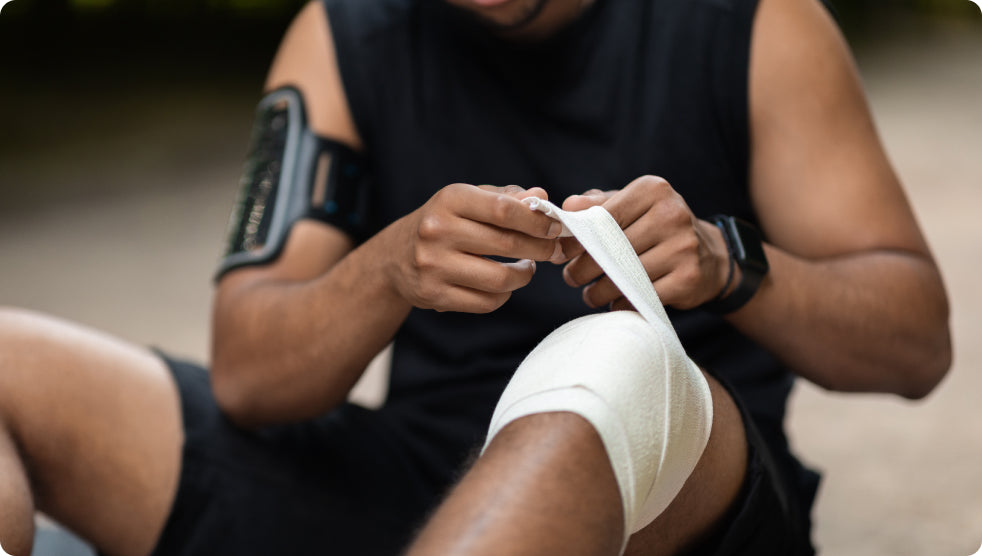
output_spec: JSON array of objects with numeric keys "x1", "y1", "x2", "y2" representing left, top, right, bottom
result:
[{"x1": 384, "y1": 184, "x2": 565, "y2": 313}]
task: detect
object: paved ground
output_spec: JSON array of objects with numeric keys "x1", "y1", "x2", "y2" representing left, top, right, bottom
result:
[{"x1": 0, "y1": 14, "x2": 980, "y2": 556}]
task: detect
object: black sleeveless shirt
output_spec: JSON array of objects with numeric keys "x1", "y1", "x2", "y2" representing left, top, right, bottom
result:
[{"x1": 323, "y1": 0, "x2": 817, "y2": 510}]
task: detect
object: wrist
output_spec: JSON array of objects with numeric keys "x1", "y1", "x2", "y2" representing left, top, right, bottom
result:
[
  {"x1": 700, "y1": 215, "x2": 769, "y2": 315},
  {"x1": 363, "y1": 218, "x2": 416, "y2": 308},
  {"x1": 707, "y1": 220, "x2": 736, "y2": 301}
]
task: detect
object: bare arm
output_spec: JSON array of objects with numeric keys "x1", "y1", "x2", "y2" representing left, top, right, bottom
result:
[
  {"x1": 733, "y1": 0, "x2": 950, "y2": 397},
  {"x1": 211, "y1": 3, "x2": 562, "y2": 427},
  {"x1": 561, "y1": 0, "x2": 950, "y2": 399},
  {"x1": 210, "y1": 1, "x2": 403, "y2": 427}
]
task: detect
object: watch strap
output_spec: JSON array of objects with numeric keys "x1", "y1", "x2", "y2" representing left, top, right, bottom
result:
[{"x1": 701, "y1": 215, "x2": 768, "y2": 314}]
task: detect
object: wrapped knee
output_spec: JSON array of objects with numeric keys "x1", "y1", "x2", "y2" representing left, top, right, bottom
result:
[{"x1": 484, "y1": 311, "x2": 713, "y2": 541}]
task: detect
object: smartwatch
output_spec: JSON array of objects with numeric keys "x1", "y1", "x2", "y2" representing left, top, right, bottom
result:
[{"x1": 701, "y1": 215, "x2": 769, "y2": 314}]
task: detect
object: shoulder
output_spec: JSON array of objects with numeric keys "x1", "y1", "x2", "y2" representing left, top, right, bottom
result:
[{"x1": 265, "y1": 1, "x2": 362, "y2": 148}]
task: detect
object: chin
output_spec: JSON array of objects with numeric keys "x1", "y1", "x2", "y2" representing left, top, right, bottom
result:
[{"x1": 445, "y1": 0, "x2": 550, "y2": 30}]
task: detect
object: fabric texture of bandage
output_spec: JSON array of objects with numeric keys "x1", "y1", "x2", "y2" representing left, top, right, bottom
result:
[{"x1": 483, "y1": 198, "x2": 713, "y2": 546}]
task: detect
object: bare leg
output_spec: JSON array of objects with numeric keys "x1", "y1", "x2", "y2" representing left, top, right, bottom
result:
[
  {"x1": 407, "y1": 374, "x2": 746, "y2": 556},
  {"x1": 0, "y1": 419, "x2": 34, "y2": 555},
  {"x1": 407, "y1": 412, "x2": 624, "y2": 556},
  {"x1": 0, "y1": 308, "x2": 182, "y2": 556}
]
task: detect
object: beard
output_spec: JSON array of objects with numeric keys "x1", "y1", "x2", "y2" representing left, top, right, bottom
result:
[
  {"x1": 449, "y1": 0, "x2": 550, "y2": 32},
  {"x1": 490, "y1": 0, "x2": 549, "y2": 30}
]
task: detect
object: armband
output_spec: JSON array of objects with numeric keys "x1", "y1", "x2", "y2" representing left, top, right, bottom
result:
[{"x1": 216, "y1": 86, "x2": 371, "y2": 280}]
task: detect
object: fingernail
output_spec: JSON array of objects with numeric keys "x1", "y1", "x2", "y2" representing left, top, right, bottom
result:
[
  {"x1": 550, "y1": 241, "x2": 565, "y2": 263},
  {"x1": 547, "y1": 221, "x2": 563, "y2": 238},
  {"x1": 563, "y1": 266, "x2": 578, "y2": 287},
  {"x1": 582, "y1": 286, "x2": 597, "y2": 308},
  {"x1": 527, "y1": 259, "x2": 537, "y2": 273}
]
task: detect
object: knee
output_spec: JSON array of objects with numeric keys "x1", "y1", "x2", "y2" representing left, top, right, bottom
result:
[
  {"x1": 0, "y1": 427, "x2": 36, "y2": 556},
  {"x1": 0, "y1": 306, "x2": 33, "y2": 324},
  {"x1": 0, "y1": 306, "x2": 38, "y2": 381},
  {"x1": 0, "y1": 505, "x2": 34, "y2": 556},
  {"x1": 485, "y1": 311, "x2": 714, "y2": 540},
  {"x1": 0, "y1": 307, "x2": 67, "y2": 421},
  {"x1": 0, "y1": 306, "x2": 47, "y2": 348}
]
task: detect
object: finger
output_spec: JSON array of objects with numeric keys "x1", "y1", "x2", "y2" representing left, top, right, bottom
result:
[
  {"x1": 557, "y1": 236, "x2": 583, "y2": 262},
  {"x1": 561, "y1": 191, "x2": 609, "y2": 212},
  {"x1": 561, "y1": 199, "x2": 679, "y2": 286},
  {"x1": 609, "y1": 297, "x2": 637, "y2": 313},
  {"x1": 559, "y1": 186, "x2": 652, "y2": 282},
  {"x1": 457, "y1": 187, "x2": 563, "y2": 239},
  {"x1": 432, "y1": 285, "x2": 514, "y2": 314},
  {"x1": 475, "y1": 184, "x2": 526, "y2": 196},
  {"x1": 444, "y1": 254, "x2": 538, "y2": 294},
  {"x1": 475, "y1": 184, "x2": 548, "y2": 201},
  {"x1": 599, "y1": 185, "x2": 655, "y2": 231},
  {"x1": 515, "y1": 186, "x2": 549, "y2": 201},
  {"x1": 620, "y1": 248, "x2": 704, "y2": 310},
  {"x1": 562, "y1": 252, "x2": 603, "y2": 288},
  {"x1": 618, "y1": 213, "x2": 666, "y2": 258},
  {"x1": 580, "y1": 242, "x2": 682, "y2": 307},
  {"x1": 450, "y1": 218, "x2": 564, "y2": 262},
  {"x1": 554, "y1": 190, "x2": 624, "y2": 264},
  {"x1": 649, "y1": 271, "x2": 695, "y2": 310},
  {"x1": 581, "y1": 275, "x2": 619, "y2": 308}
]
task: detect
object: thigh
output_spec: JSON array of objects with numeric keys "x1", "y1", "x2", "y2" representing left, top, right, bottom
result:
[
  {"x1": 0, "y1": 308, "x2": 181, "y2": 556},
  {"x1": 152, "y1": 356, "x2": 451, "y2": 556}
]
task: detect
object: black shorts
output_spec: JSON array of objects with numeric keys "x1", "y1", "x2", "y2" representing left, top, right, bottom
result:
[
  {"x1": 149, "y1": 355, "x2": 816, "y2": 556},
  {"x1": 693, "y1": 376, "x2": 819, "y2": 555}
]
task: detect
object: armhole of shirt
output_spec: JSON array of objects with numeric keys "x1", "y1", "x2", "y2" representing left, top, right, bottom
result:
[
  {"x1": 321, "y1": 0, "x2": 376, "y2": 152},
  {"x1": 711, "y1": 0, "x2": 760, "y2": 223}
]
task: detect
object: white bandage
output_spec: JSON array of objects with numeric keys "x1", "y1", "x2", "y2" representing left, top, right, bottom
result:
[{"x1": 484, "y1": 199, "x2": 713, "y2": 546}]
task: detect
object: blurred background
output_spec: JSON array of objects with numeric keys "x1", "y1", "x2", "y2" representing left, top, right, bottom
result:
[{"x1": 1, "y1": 0, "x2": 980, "y2": 554}]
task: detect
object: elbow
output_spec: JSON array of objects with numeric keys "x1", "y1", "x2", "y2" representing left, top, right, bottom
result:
[
  {"x1": 211, "y1": 342, "x2": 351, "y2": 429},
  {"x1": 900, "y1": 265, "x2": 953, "y2": 400},
  {"x1": 211, "y1": 357, "x2": 265, "y2": 430},
  {"x1": 897, "y1": 319, "x2": 953, "y2": 401}
]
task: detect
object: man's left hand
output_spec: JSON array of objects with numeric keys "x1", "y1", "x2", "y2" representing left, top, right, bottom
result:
[{"x1": 559, "y1": 175, "x2": 732, "y2": 310}]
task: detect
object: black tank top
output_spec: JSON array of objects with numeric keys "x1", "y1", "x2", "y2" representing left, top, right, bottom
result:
[{"x1": 323, "y1": 0, "x2": 817, "y2": 510}]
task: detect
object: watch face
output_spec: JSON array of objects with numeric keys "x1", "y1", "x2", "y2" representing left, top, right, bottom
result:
[{"x1": 728, "y1": 218, "x2": 769, "y2": 274}]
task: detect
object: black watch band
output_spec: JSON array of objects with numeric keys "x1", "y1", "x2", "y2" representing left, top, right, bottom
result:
[{"x1": 701, "y1": 215, "x2": 769, "y2": 314}]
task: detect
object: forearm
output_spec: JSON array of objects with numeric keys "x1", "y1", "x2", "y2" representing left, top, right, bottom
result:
[
  {"x1": 211, "y1": 225, "x2": 411, "y2": 427},
  {"x1": 728, "y1": 245, "x2": 951, "y2": 398},
  {"x1": 211, "y1": 185, "x2": 559, "y2": 427}
]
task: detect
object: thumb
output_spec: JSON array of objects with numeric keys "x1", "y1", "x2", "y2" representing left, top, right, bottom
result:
[{"x1": 562, "y1": 189, "x2": 610, "y2": 212}]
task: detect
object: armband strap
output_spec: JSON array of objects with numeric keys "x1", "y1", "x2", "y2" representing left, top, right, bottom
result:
[{"x1": 216, "y1": 86, "x2": 371, "y2": 280}]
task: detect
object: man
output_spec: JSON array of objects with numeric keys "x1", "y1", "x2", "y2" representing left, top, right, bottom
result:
[{"x1": 0, "y1": 0, "x2": 951, "y2": 554}]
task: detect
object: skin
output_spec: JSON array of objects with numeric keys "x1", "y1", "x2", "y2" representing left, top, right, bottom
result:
[
  {"x1": 408, "y1": 375, "x2": 747, "y2": 556},
  {"x1": 558, "y1": 0, "x2": 951, "y2": 398},
  {"x1": 0, "y1": 309, "x2": 181, "y2": 556},
  {"x1": 442, "y1": 0, "x2": 595, "y2": 40},
  {"x1": 0, "y1": 0, "x2": 951, "y2": 555}
]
